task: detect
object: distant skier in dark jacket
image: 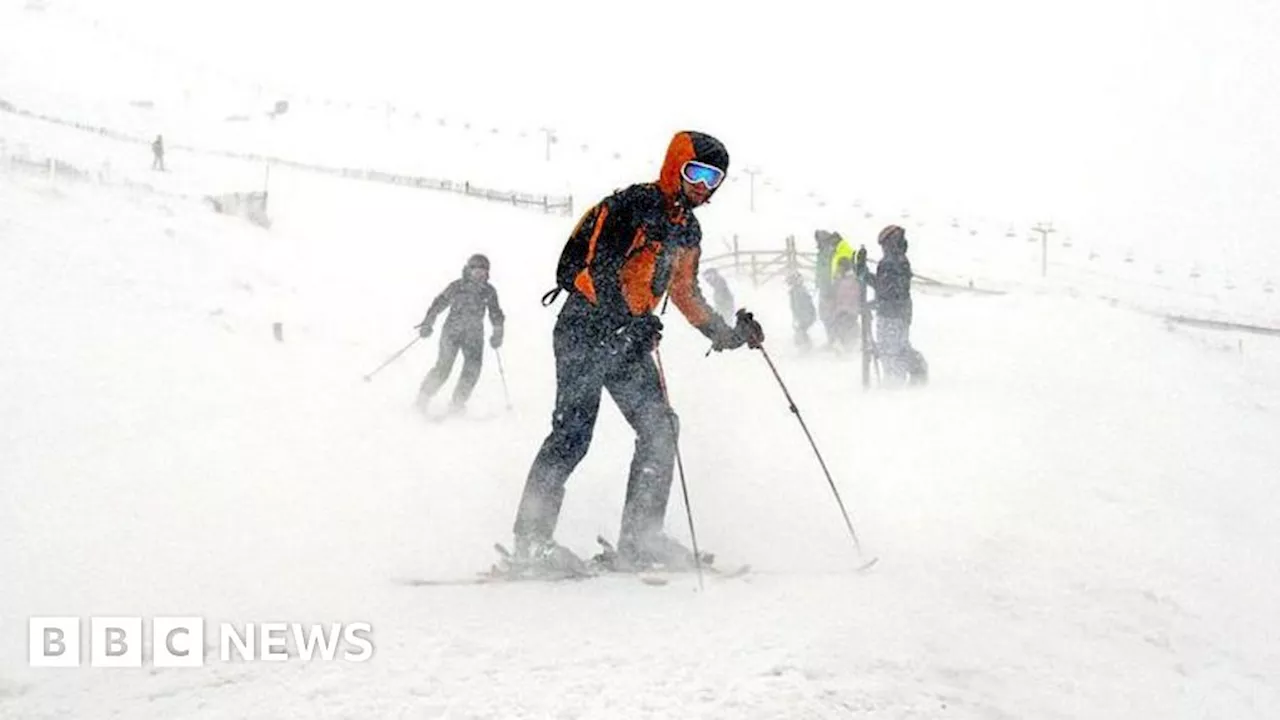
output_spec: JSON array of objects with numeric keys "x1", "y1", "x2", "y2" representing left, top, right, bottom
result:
[
  {"x1": 860, "y1": 225, "x2": 926, "y2": 385},
  {"x1": 415, "y1": 254, "x2": 505, "y2": 414},
  {"x1": 786, "y1": 272, "x2": 816, "y2": 351},
  {"x1": 702, "y1": 268, "x2": 736, "y2": 323}
]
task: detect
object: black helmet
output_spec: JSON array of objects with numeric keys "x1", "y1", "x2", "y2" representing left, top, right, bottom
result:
[
  {"x1": 878, "y1": 225, "x2": 906, "y2": 251},
  {"x1": 466, "y1": 254, "x2": 490, "y2": 270}
]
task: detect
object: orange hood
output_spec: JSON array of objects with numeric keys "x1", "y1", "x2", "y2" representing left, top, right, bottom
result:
[{"x1": 658, "y1": 131, "x2": 730, "y2": 201}]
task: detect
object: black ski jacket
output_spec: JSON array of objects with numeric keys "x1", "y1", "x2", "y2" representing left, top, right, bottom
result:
[
  {"x1": 866, "y1": 252, "x2": 913, "y2": 322},
  {"x1": 421, "y1": 268, "x2": 505, "y2": 339}
]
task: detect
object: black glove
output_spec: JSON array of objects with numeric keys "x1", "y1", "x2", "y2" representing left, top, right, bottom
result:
[
  {"x1": 615, "y1": 314, "x2": 663, "y2": 357},
  {"x1": 490, "y1": 332, "x2": 503, "y2": 349},
  {"x1": 417, "y1": 323, "x2": 433, "y2": 338},
  {"x1": 738, "y1": 310, "x2": 765, "y2": 349},
  {"x1": 712, "y1": 309, "x2": 764, "y2": 351}
]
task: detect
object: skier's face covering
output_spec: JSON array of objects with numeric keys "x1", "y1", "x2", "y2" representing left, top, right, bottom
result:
[
  {"x1": 680, "y1": 177, "x2": 713, "y2": 207},
  {"x1": 468, "y1": 266, "x2": 488, "y2": 283}
]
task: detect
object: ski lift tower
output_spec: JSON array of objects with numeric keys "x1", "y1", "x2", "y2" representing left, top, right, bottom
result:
[{"x1": 1031, "y1": 222, "x2": 1056, "y2": 277}]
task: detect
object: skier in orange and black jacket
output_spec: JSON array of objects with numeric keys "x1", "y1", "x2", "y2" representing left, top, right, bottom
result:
[{"x1": 512, "y1": 131, "x2": 764, "y2": 572}]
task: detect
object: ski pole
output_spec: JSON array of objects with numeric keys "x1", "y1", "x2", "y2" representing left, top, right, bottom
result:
[
  {"x1": 860, "y1": 310, "x2": 872, "y2": 389},
  {"x1": 756, "y1": 344, "x2": 870, "y2": 562},
  {"x1": 654, "y1": 347, "x2": 705, "y2": 591},
  {"x1": 494, "y1": 349, "x2": 513, "y2": 410},
  {"x1": 363, "y1": 336, "x2": 420, "y2": 382},
  {"x1": 861, "y1": 307, "x2": 880, "y2": 389}
]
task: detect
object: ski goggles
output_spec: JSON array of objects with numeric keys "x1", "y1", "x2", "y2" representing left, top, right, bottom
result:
[{"x1": 680, "y1": 160, "x2": 726, "y2": 189}]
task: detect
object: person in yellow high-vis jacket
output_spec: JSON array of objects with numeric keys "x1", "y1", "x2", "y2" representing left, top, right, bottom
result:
[{"x1": 829, "y1": 232, "x2": 854, "y2": 280}]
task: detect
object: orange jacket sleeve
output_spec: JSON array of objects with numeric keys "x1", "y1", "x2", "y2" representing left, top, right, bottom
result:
[{"x1": 669, "y1": 247, "x2": 731, "y2": 338}]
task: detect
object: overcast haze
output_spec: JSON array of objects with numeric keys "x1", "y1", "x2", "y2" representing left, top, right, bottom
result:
[{"x1": 27, "y1": 0, "x2": 1280, "y2": 284}]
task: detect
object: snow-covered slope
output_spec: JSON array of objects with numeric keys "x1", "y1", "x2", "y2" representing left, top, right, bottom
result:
[
  {"x1": 4, "y1": 2, "x2": 1280, "y2": 713},
  {"x1": 3, "y1": 151, "x2": 1280, "y2": 717}
]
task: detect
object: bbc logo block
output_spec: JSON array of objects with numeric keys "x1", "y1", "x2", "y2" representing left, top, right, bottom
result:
[
  {"x1": 91, "y1": 617, "x2": 143, "y2": 668},
  {"x1": 152, "y1": 617, "x2": 204, "y2": 668},
  {"x1": 29, "y1": 617, "x2": 80, "y2": 667}
]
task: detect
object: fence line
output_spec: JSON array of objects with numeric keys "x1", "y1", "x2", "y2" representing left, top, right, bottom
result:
[
  {"x1": 0, "y1": 101, "x2": 574, "y2": 217},
  {"x1": 700, "y1": 234, "x2": 997, "y2": 297},
  {"x1": 1161, "y1": 314, "x2": 1280, "y2": 338},
  {"x1": 1, "y1": 140, "x2": 209, "y2": 204}
]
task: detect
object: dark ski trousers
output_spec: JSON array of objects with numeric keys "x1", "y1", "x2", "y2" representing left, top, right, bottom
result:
[
  {"x1": 514, "y1": 301, "x2": 677, "y2": 550},
  {"x1": 418, "y1": 328, "x2": 484, "y2": 408},
  {"x1": 875, "y1": 315, "x2": 910, "y2": 384}
]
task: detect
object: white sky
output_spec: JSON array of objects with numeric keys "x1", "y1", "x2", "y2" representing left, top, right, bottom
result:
[{"x1": 38, "y1": 0, "x2": 1280, "y2": 277}]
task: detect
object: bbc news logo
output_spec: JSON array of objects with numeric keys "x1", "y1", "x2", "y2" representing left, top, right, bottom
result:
[{"x1": 29, "y1": 617, "x2": 374, "y2": 667}]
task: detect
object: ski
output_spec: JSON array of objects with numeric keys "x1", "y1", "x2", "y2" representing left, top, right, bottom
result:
[
  {"x1": 397, "y1": 541, "x2": 752, "y2": 587},
  {"x1": 630, "y1": 563, "x2": 753, "y2": 586},
  {"x1": 395, "y1": 543, "x2": 593, "y2": 586},
  {"x1": 397, "y1": 564, "x2": 751, "y2": 588},
  {"x1": 590, "y1": 535, "x2": 749, "y2": 584}
]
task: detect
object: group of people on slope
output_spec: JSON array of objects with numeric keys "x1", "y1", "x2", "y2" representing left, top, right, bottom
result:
[{"x1": 409, "y1": 130, "x2": 921, "y2": 577}]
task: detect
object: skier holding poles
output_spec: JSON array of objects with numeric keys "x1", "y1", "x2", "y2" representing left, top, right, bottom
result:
[
  {"x1": 506, "y1": 131, "x2": 764, "y2": 576},
  {"x1": 414, "y1": 254, "x2": 505, "y2": 417}
]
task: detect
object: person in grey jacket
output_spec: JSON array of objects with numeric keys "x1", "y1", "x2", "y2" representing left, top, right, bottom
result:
[
  {"x1": 702, "y1": 268, "x2": 736, "y2": 323},
  {"x1": 415, "y1": 254, "x2": 505, "y2": 414},
  {"x1": 787, "y1": 271, "x2": 817, "y2": 351},
  {"x1": 151, "y1": 135, "x2": 165, "y2": 171}
]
